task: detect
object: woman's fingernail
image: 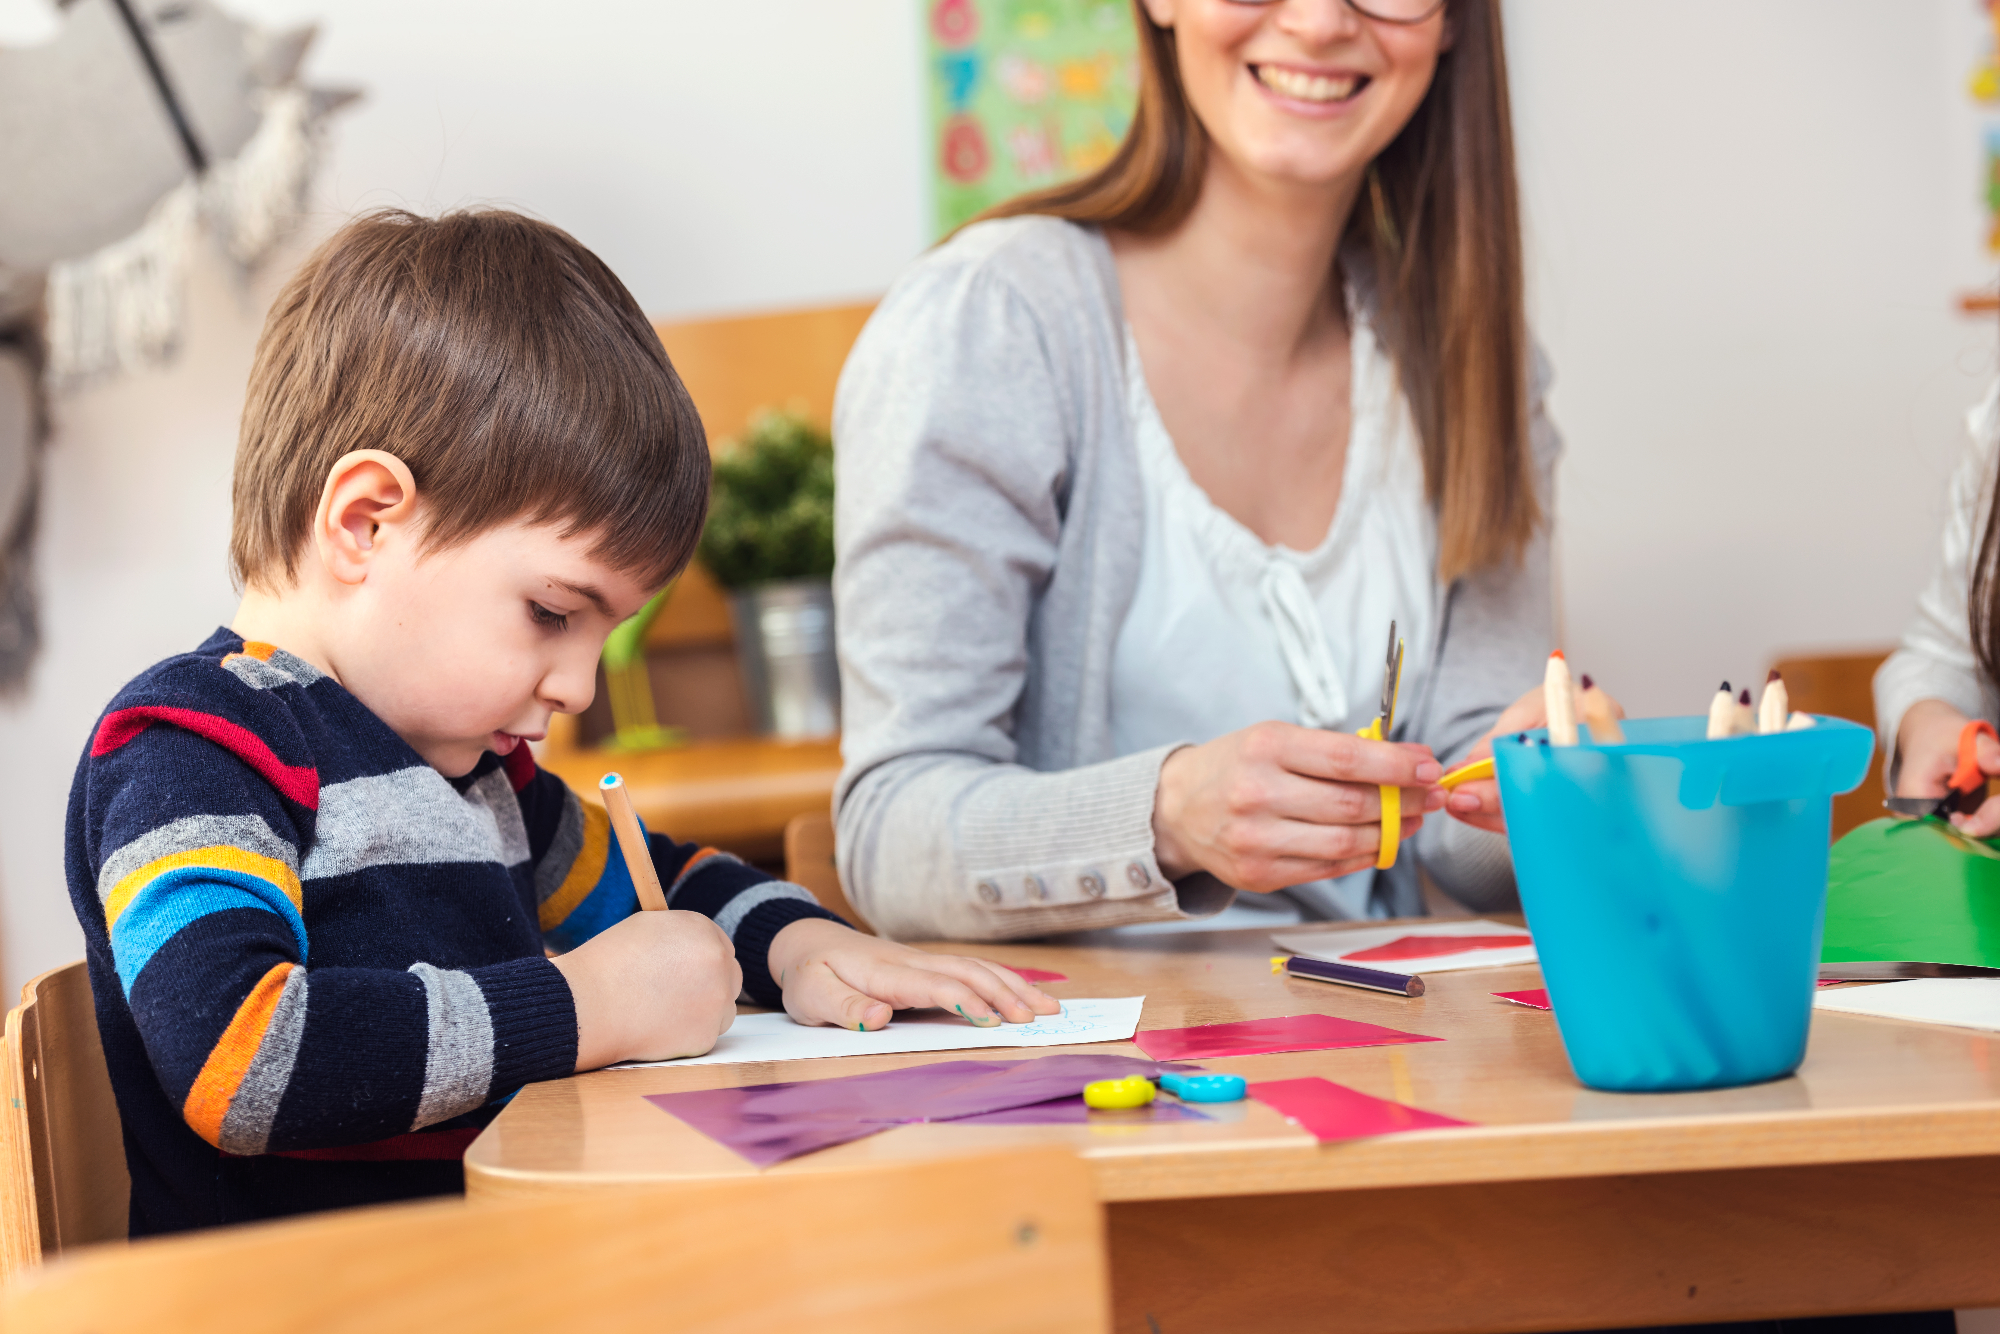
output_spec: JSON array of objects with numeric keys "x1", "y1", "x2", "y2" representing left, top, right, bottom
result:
[{"x1": 1416, "y1": 761, "x2": 1443, "y2": 782}]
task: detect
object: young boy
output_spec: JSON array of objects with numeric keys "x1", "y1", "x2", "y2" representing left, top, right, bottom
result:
[{"x1": 65, "y1": 208, "x2": 1056, "y2": 1236}]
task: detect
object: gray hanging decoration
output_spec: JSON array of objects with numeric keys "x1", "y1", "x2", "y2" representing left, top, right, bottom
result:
[{"x1": 0, "y1": 0, "x2": 358, "y2": 692}]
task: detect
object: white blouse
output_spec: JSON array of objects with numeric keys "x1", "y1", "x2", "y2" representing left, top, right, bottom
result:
[
  {"x1": 1108, "y1": 303, "x2": 1442, "y2": 922},
  {"x1": 1875, "y1": 381, "x2": 2000, "y2": 776}
]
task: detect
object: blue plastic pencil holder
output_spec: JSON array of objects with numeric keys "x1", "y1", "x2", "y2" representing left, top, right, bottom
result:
[{"x1": 1493, "y1": 716, "x2": 1873, "y2": 1093}]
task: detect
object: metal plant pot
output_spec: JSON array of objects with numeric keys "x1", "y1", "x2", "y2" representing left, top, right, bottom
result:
[{"x1": 728, "y1": 578, "x2": 839, "y2": 739}]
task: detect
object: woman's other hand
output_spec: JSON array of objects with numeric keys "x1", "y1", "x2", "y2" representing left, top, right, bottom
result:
[
  {"x1": 1439, "y1": 683, "x2": 1585, "y2": 836},
  {"x1": 1897, "y1": 699, "x2": 2000, "y2": 837},
  {"x1": 1151, "y1": 722, "x2": 1444, "y2": 890}
]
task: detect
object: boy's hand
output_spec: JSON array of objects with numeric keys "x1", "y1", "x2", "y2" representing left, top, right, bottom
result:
[
  {"x1": 550, "y1": 910, "x2": 741, "y2": 1070},
  {"x1": 766, "y1": 918, "x2": 1062, "y2": 1032}
]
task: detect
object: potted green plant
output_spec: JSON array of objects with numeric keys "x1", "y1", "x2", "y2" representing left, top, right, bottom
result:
[{"x1": 696, "y1": 409, "x2": 838, "y2": 739}]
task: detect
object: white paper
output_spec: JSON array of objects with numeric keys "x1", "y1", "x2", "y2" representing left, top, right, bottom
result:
[
  {"x1": 612, "y1": 996, "x2": 1147, "y2": 1069},
  {"x1": 1271, "y1": 918, "x2": 1537, "y2": 975},
  {"x1": 1814, "y1": 979, "x2": 2000, "y2": 1034}
]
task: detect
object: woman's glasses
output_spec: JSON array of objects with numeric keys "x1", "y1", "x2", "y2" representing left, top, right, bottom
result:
[{"x1": 1228, "y1": 0, "x2": 1447, "y2": 24}]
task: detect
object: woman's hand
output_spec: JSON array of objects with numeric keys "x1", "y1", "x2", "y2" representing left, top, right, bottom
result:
[
  {"x1": 1151, "y1": 722, "x2": 1444, "y2": 891},
  {"x1": 766, "y1": 919, "x2": 1062, "y2": 1032},
  {"x1": 1896, "y1": 699, "x2": 2000, "y2": 837},
  {"x1": 1437, "y1": 682, "x2": 1612, "y2": 836}
]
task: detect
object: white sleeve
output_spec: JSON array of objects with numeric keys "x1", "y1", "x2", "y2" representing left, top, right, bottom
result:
[{"x1": 1873, "y1": 382, "x2": 2000, "y2": 782}]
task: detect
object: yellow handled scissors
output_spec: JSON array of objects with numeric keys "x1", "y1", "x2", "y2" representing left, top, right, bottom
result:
[{"x1": 1357, "y1": 621, "x2": 1406, "y2": 870}]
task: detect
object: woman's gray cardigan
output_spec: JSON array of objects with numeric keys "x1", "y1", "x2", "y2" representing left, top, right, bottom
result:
[{"x1": 831, "y1": 217, "x2": 1559, "y2": 942}]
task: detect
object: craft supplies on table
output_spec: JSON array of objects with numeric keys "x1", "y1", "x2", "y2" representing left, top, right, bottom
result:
[
  {"x1": 646, "y1": 1052, "x2": 1183, "y2": 1166},
  {"x1": 1274, "y1": 954, "x2": 1425, "y2": 997},
  {"x1": 1133, "y1": 1013, "x2": 1439, "y2": 1063},
  {"x1": 1495, "y1": 714, "x2": 1873, "y2": 1092},
  {"x1": 1247, "y1": 1076, "x2": 1473, "y2": 1143},
  {"x1": 1824, "y1": 817, "x2": 2000, "y2": 969},
  {"x1": 1083, "y1": 1076, "x2": 1155, "y2": 1109},
  {"x1": 1493, "y1": 989, "x2": 1551, "y2": 1010},
  {"x1": 1159, "y1": 1071, "x2": 1246, "y2": 1103},
  {"x1": 1272, "y1": 919, "x2": 1535, "y2": 976},
  {"x1": 612, "y1": 997, "x2": 1144, "y2": 1069}
]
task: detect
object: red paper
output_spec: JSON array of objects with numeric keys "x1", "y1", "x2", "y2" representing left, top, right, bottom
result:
[
  {"x1": 1815, "y1": 979, "x2": 1844, "y2": 989},
  {"x1": 1249, "y1": 1076, "x2": 1473, "y2": 1142},
  {"x1": 1343, "y1": 933, "x2": 1532, "y2": 963},
  {"x1": 1133, "y1": 1013, "x2": 1440, "y2": 1062},
  {"x1": 982, "y1": 963, "x2": 1067, "y2": 984},
  {"x1": 1493, "y1": 988, "x2": 1551, "y2": 1010}
]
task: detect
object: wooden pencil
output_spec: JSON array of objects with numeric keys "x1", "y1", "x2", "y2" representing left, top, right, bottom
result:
[
  {"x1": 1706, "y1": 681, "x2": 1735, "y2": 739},
  {"x1": 1757, "y1": 669, "x2": 1789, "y2": 735},
  {"x1": 1545, "y1": 651, "x2": 1579, "y2": 746},
  {"x1": 1579, "y1": 673, "x2": 1625, "y2": 744},
  {"x1": 599, "y1": 773, "x2": 669, "y2": 911}
]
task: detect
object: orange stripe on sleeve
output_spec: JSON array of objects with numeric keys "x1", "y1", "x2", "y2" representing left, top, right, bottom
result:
[{"x1": 183, "y1": 961, "x2": 293, "y2": 1147}]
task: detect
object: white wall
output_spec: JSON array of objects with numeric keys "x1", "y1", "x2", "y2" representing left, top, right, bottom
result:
[
  {"x1": 1510, "y1": 0, "x2": 1998, "y2": 711},
  {"x1": 0, "y1": 0, "x2": 1993, "y2": 993}
]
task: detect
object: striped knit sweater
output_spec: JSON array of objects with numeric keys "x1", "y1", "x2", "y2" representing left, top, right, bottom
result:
[{"x1": 65, "y1": 629, "x2": 842, "y2": 1236}]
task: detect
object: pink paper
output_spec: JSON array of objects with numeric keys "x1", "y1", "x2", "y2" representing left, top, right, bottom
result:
[
  {"x1": 1493, "y1": 988, "x2": 1551, "y2": 1009},
  {"x1": 1133, "y1": 1013, "x2": 1440, "y2": 1062},
  {"x1": 645, "y1": 1053, "x2": 1171, "y2": 1167},
  {"x1": 1815, "y1": 979, "x2": 1844, "y2": 988},
  {"x1": 1343, "y1": 933, "x2": 1532, "y2": 963},
  {"x1": 981, "y1": 962, "x2": 1067, "y2": 984},
  {"x1": 1248, "y1": 1076, "x2": 1473, "y2": 1142}
]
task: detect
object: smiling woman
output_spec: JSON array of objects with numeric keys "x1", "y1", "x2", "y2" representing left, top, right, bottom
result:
[{"x1": 833, "y1": 0, "x2": 1559, "y2": 940}]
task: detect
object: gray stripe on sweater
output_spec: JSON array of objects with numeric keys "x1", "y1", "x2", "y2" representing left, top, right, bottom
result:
[
  {"x1": 97, "y1": 812, "x2": 298, "y2": 907},
  {"x1": 303, "y1": 767, "x2": 526, "y2": 881},
  {"x1": 215, "y1": 965, "x2": 310, "y2": 1155},
  {"x1": 711, "y1": 882, "x2": 817, "y2": 941},
  {"x1": 409, "y1": 963, "x2": 495, "y2": 1129}
]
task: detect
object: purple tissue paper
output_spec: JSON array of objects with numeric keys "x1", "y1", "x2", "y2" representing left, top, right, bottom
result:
[{"x1": 646, "y1": 1052, "x2": 1181, "y2": 1167}]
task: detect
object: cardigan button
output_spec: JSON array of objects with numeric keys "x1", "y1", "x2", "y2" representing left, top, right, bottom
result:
[
  {"x1": 976, "y1": 880, "x2": 1002, "y2": 905},
  {"x1": 1023, "y1": 875, "x2": 1047, "y2": 901},
  {"x1": 1080, "y1": 871, "x2": 1107, "y2": 899},
  {"x1": 1125, "y1": 862, "x2": 1149, "y2": 888}
]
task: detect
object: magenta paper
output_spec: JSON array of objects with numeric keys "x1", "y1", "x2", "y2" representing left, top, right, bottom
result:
[
  {"x1": 1133, "y1": 1013, "x2": 1440, "y2": 1062},
  {"x1": 1493, "y1": 989, "x2": 1552, "y2": 1010},
  {"x1": 954, "y1": 1095, "x2": 1209, "y2": 1126},
  {"x1": 646, "y1": 1053, "x2": 1174, "y2": 1167},
  {"x1": 1248, "y1": 1076, "x2": 1473, "y2": 1142}
]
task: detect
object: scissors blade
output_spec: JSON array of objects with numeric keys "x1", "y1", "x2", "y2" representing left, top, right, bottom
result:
[
  {"x1": 1378, "y1": 621, "x2": 1398, "y2": 722},
  {"x1": 1383, "y1": 637, "x2": 1405, "y2": 733}
]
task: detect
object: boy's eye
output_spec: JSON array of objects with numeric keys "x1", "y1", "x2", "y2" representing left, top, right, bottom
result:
[{"x1": 528, "y1": 602, "x2": 569, "y2": 632}]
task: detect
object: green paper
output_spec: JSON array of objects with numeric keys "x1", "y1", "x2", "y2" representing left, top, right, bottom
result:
[{"x1": 1822, "y1": 817, "x2": 2000, "y2": 966}]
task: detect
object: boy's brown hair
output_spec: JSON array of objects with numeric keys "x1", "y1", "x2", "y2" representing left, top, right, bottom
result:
[{"x1": 231, "y1": 208, "x2": 708, "y2": 592}]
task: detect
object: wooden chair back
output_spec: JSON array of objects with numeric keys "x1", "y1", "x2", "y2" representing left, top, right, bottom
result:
[
  {"x1": 2, "y1": 1148, "x2": 1108, "y2": 1333},
  {"x1": 654, "y1": 301, "x2": 876, "y2": 450},
  {"x1": 784, "y1": 811, "x2": 873, "y2": 934},
  {"x1": 0, "y1": 962, "x2": 129, "y2": 1280},
  {"x1": 1768, "y1": 650, "x2": 1893, "y2": 840}
]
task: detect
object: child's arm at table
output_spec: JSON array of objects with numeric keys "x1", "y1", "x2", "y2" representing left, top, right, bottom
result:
[
  {"x1": 82, "y1": 722, "x2": 579, "y2": 1154},
  {"x1": 514, "y1": 757, "x2": 1058, "y2": 1035}
]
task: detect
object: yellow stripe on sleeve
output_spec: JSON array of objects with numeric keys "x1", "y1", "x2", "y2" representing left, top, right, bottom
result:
[
  {"x1": 183, "y1": 961, "x2": 293, "y2": 1148},
  {"x1": 538, "y1": 802, "x2": 612, "y2": 932},
  {"x1": 104, "y1": 845, "x2": 303, "y2": 929}
]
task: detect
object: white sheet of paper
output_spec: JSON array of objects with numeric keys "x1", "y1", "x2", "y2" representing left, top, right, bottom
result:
[
  {"x1": 1814, "y1": 979, "x2": 2000, "y2": 1034},
  {"x1": 612, "y1": 996, "x2": 1147, "y2": 1069},
  {"x1": 1271, "y1": 918, "x2": 1537, "y2": 975}
]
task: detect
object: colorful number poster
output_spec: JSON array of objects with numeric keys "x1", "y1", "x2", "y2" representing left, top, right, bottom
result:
[{"x1": 925, "y1": 0, "x2": 1141, "y2": 238}]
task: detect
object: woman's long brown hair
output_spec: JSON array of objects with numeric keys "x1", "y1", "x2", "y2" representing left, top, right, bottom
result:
[
  {"x1": 973, "y1": 0, "x2": 1536, "y2": 580},
  {"x1": 1971, "y1": 452, "x2": 2000, "y2": 689}
]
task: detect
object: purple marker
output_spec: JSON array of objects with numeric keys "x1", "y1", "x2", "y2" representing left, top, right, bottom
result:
[{"x1": 1280, "y1": 954, "x2": 1425, "y2": 998}]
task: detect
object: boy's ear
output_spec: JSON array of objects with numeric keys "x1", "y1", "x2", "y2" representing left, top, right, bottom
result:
[{"x1": 314, "y1": 450, "x2": 418, "y2": 587}]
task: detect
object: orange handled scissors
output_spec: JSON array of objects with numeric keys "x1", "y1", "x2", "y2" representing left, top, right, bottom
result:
[
  {"x1": 1883, "y1": 719, "x2": 1997, "y2": 820},
  {"x1": 1357, "y1": 622, "x2": 1406, "y2": 870}
]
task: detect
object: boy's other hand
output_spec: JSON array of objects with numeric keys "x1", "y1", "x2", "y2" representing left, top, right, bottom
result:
[
  {"x1": 766, "y1": 919, "x2": 1062, "y2": 1032},
  {"x1": 1897, "y1": 698, "x2": 2000, "y2": 838},
  {"x1": 550, "y1": 910, "x2": 741, "y2": 1070}
]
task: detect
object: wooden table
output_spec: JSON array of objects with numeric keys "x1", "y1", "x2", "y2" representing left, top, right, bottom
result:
[
  {"x1": 466, "y1": 922, "x2": 2000, "y2": 1333},
  {"x1": 537, "y1": 734, "x2": 840, "y2": 864}
]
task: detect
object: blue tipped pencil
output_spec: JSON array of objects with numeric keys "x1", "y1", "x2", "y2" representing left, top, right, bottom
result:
[{"x1": 599, "y1": 772, "x2": 669, "y2": 911}]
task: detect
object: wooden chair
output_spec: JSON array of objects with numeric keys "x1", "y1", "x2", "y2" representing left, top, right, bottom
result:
[
  {"x1": 2, "y1": 1148, "x2": 1108, "y2": 1333},
  {"x1": 784, "y1": 811, "x2": 872, "y2": 933},
  {"x1": 0, "y1": 962, "x2": 128, "y2": 1281},
  {"x1": 1768, "y1": 650, "x2": 1893, "y2": 840}
]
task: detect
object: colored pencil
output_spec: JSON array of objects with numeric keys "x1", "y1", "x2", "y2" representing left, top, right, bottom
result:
[
  {"x1": 600, "y1": 773, "x2": 669, "y2": 911},
  {"x1": 1275, "y1": 954, "x2": 1426, "y2": 997},
  {"x1": 1545, "y1": 651, "x2": 1578, "y2": 746},
  {"x1": 1757, "y1": 670, "x2": 1789, "y2": 735},
  {"x1": 1706, "y1": 681, "x2": 1735, "y2": 739}
]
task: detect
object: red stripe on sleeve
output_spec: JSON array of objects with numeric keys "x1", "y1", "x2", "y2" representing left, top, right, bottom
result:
[{"x1": 93, "y1": 706, "x2": 320, "y2": 810}]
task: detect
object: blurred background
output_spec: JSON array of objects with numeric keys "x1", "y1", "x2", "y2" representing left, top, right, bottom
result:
[{"x1": 0, "y1": 0, "x2": 1994, "y2": 994}]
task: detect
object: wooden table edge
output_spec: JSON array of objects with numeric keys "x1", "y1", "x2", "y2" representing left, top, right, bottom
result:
[{"x1": 465, "y1": 1093, "x2": 2000, "y2": 1205}]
